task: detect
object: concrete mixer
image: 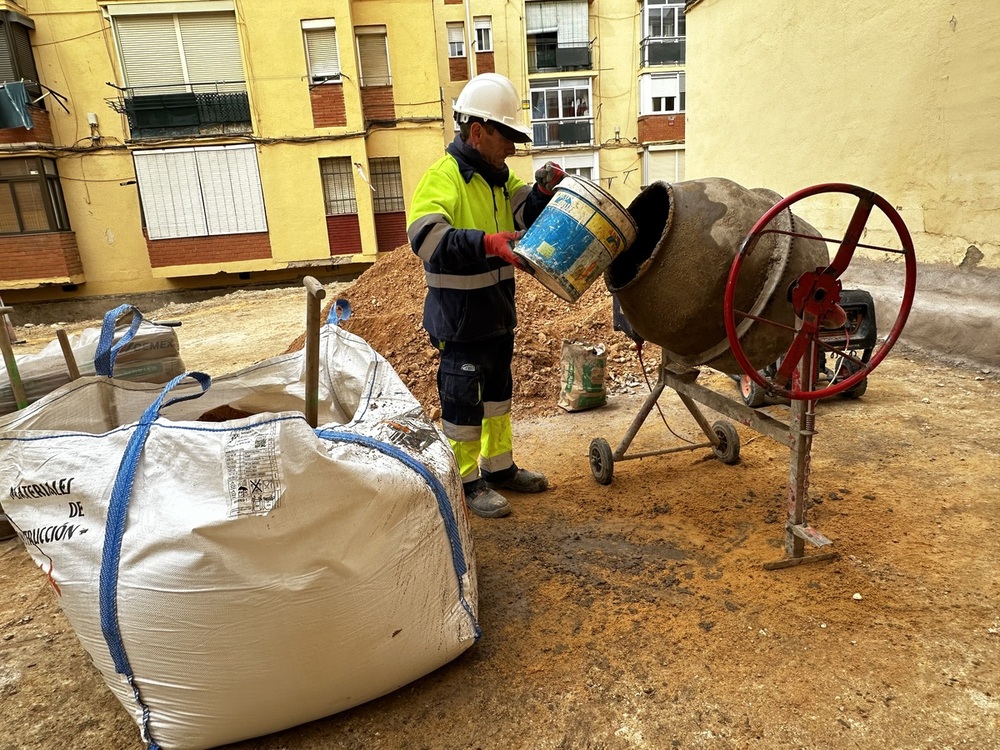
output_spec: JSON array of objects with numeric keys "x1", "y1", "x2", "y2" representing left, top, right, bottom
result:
[{"x1": 587, "y1": 180, "x2": 917, "y2": 569}]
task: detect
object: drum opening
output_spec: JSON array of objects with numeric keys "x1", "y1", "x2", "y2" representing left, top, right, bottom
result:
[{"x1": 605, "y1": 182, "x2": 671, "y2": 291}]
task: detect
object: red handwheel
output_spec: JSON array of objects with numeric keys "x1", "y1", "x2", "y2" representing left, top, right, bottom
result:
[{"x1": 724, "y1": 183, "x2": 917, "y2": 400}]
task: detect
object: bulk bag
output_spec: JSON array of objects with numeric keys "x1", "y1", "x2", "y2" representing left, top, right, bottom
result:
[
  {"x1": 0, "y1": 318, "x2": 478, "y2": 750},
  {"x1": 0, "y1": 305, "x2": 184, "y2": 416}
]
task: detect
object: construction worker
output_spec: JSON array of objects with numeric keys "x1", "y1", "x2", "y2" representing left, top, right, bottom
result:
[{"x1": 407, "y1": 73, "x2": 566, "y2": 519}]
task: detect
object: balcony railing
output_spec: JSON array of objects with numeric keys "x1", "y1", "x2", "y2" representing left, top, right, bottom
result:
[
  {"x1": 531, "y1": 117, "x2": 593, "y2": 148},
  {"x1": 529, "y1": 40, "x2": 592, "y2": 73},
  {"x1": 106, "y1": 81, "x2": 252, "y2": 139},
  {"x1": 640, "y1": 36, "x2": 686, "y2": 66}
]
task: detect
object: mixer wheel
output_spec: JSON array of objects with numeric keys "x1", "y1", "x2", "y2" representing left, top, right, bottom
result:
[
  {"x1": 724, "y1": 183, "x2": 916, "y2": 400},
  {"x1": 711, "y1": 421, "x2": 741, "y2": 465},
  {"x1": 589, "y1": 438, "x2": 614, "y2": 485},
  {"x1": 739, "y1": 374, "x2": 767, "y2": 408},
  {"x1": 842, "y1": 377, "x2": 868, "y2": 399}
]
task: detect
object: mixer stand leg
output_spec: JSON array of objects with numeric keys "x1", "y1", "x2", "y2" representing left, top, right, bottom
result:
[{"x1": 764, "y1": 359, "x2": 838, "y2": 570}]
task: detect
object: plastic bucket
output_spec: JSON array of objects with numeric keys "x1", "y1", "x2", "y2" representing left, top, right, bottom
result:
[{"x1": 515, "y1": 176, "x2": 638, "y2": 303}]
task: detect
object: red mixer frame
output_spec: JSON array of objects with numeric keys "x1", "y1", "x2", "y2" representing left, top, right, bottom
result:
[{"x1": 590, "y1": 183, "x2": 917, "y2": 569}]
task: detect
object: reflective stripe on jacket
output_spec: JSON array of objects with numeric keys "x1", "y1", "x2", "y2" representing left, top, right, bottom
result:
[{"x1": 407, "y1": 147, "x2": 546, "y2": 342}]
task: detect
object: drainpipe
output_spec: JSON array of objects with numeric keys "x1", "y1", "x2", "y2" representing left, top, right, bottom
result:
[{"x1": 465, "y1": 0, "x2": 477, "y2": 78}]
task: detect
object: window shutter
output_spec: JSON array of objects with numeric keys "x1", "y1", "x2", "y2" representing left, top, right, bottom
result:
[
  {"x1": 305, "y1": 27, "x2": 341, "y2": 81},
  {"x1": 11, "y1": 24, "x2": 39, "y2": 85},
  {"x1": 178, "y1": 12, "x2": 244, "y2": 92},
  {"x1": 133, "y1": 146, "x2": 266, "y2": 239},
  {"x1": 133, "y1": 149, "x2": 208, "y2": 239},
  {"x1": 115, "y1": 15, "x2": 186, "y2": 92},
  {"x1": 195, "y1": 145, "x2": 266, "y2": 235},
  {"x1": 0, "y1": 31, "x2": 15, "y2": 82},
  {"x1": 557, "y1": 1, "x2": 588, "y2": 45},
  {"x1": 356, "y1": 30, "x2": 390, "y2": 86}
]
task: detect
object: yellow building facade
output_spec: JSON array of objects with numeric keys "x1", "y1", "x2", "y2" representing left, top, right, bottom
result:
[
  {"x1": 0, "y1": 0, "x2": 689, "y2": 304},
  {"x1": 684, "y1": 0, "x2": 1000, "y2": 270}
]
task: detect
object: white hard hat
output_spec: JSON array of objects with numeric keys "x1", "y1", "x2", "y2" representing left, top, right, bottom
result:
[{"x1": 453, "y1": 73, "x2": 533, "y2": 143}]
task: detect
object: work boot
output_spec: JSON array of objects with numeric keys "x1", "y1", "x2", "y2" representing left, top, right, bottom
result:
[
  {"x1": 483, "y1": 466, "x2": 549, "y2": 493},
  {"x1": 464, "y1": 480, "x2": 511, "y2": 519}
]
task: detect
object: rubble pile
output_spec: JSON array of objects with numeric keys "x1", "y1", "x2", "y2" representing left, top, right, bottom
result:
[{"x1": 289, "y1": 246, "x2": 654, "y2": 419}]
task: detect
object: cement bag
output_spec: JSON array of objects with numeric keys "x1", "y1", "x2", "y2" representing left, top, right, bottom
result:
[
  {"x1": 558, "y1": 339, "x2": 607, "y2": 412},
  {"x1": 0, "y1": 322, "x2": 478, "y2": 750},
  {"x1": 0, "y1": 304, "x2": 184, "y2": 416}
]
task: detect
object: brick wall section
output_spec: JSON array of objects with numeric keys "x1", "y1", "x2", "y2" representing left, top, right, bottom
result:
[
  {"x1": 444, "y1": 0, "x2": 462, "y2": 4},
  {"x1": 476, "y1": 52, "x2": 495, "y2": 74},
  {"x1": 360, "y1": 86, "x2": 395, "y2": 123},
  {"x1": 310, "y1": 83, "x2": 347, "y2": 128},
  {"x1": 449, "y1": 56, "x2": 468, "y2": 82},
  {"x1": 374, "y1": 212, "x2": 407, "y2": 252},
  {"x1": 638, "y1": 113, "x2": 686, "y2": 144},
  {"x1": 0, "y1": 232, "x2": 82, "y2": 282},
  {"x1": 0, "y1": 108, "x2": 53, "y2": 145},
  {"x1": 145, "y1": 232, "x2": 272, "y2": 268},
  {"x1": 326, "y1": 214, "x2": 363, "y2": 255}
]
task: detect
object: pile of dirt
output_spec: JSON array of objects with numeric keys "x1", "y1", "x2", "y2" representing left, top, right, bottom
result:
[{"x1": 287, "y1": 246, "x2": 654, "y2": 419}]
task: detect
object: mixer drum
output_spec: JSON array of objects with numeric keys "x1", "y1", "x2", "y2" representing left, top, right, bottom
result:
[{"x1": 605, "y1": 178, "x2": 830, "y2": 374}]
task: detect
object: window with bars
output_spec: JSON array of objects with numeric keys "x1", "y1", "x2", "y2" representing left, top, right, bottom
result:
[
  {"x1": 355, "y1": 26, "x2": 391, "y2": 87},
  {"x1": 0, "y1": 158, "x2": 70, "y2": 234},
  {"x1": 303, "y1": 19, "x2": 341, "y2": 83},
  {"x1": 369, "y1": 157, "x2": 404, "y2": 213},
  {"x1": 447, "y1": 23, "x2": 465, "y2": 58},
  {"x1": 320, "y1": 157, "x2": 357, "y2": 215},
  {"x1": 474, "y1": 17, "x2": 492, "y2": 52}
]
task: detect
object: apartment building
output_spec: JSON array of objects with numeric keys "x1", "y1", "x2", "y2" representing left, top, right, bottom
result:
[{"x1": 0, "y1": 0, "x2": 688, "y2": 304}]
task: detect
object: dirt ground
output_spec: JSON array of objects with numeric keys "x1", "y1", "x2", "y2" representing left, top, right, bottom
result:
[{"x1": 1, "y1": 250, "x2": 998, "y2": 750}]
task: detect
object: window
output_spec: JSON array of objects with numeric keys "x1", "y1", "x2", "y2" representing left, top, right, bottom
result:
[
  {"x1": 320, "y1": 157, "x2": 357, "y2": 215},
  {"x1": 447, "y1": 22, "x2": 465, "y2": 58},
  {"x1": 112, "y1": 11, "x2": 245, "y2": 94},
  {"x1": 530, "y1": 78, "x2": 592, "y2": 146},
  {"x1": 0, "y1": 158, "x2": 70, "y2": 234},
  {"x1": 525, "y1": 0, "x2": 590, "y2": 71},
  {"x1": 132, "y1": 145, "x2": 267, "y2": 239},
  {"x1": 303, "y1": 19, "x2": 341, "y2": 83},
  {"x1": 474, "y1": 17, "x2": 493, "y2": 52},
  {"x1": 356, "y1": 25, "x2": 391, "y2": 87},
  {"x1": 640, "y1": 72, "x2": 685, "y2": 115},
  {"x1": 644, "y1": 0, "x2": 685, "y2": 39},
  {"x1": 641, "y1": 0, "x2": 685, "y2": 65},
  {"x1": 370, "y1": 158, "x2": 404, "y2": 213},
  {"x1": 0, "y1": 16, "x2": 42, "y2": 99}
]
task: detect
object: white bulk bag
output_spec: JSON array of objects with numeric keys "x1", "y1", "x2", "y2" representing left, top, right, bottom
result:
[
  {"x1": 0, "y1": 304, "x2": 185, "y2": 415},
  {"x1": 0, "y1": 320, "x2": 478, "y2": 750}
]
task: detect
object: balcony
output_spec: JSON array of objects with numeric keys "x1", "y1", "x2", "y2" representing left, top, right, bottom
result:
[
  {"x1": 531, "y1": 117, "x2": 593, "y2": 148},
  {"x1": 640, "y1": 36, "x2": 686, "y2": 66},
  {"x1": 528, "y1": 39, "x2": 592, "y2": 73},
  {"x1": 106, "y1": 81, "x2": 252, "y2": 139}
]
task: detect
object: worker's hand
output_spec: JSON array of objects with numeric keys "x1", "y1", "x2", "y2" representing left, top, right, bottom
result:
[
  {"x1": 483, "y1": 231, "x2": 528, "y2": 271},
  {"x1": 534, "y1": 161, "x2": 566, "y2": 195}
]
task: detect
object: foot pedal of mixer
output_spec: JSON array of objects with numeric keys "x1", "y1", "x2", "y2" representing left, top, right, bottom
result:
[{"x1": 788, "y1": 523, "x2": 832, "y2": 547}]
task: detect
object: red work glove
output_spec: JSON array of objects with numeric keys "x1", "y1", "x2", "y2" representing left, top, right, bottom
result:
[
  {"x1": 534, "y1": 161, "x2": 566, "y2": 195},
  {"x1": 483, "y1": 231, "x2": 528, "y2": 271}
]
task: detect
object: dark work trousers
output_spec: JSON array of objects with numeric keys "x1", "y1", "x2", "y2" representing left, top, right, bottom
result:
[{"x1": 433, "y1": 333, "x2": 516, "y2": 487}]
